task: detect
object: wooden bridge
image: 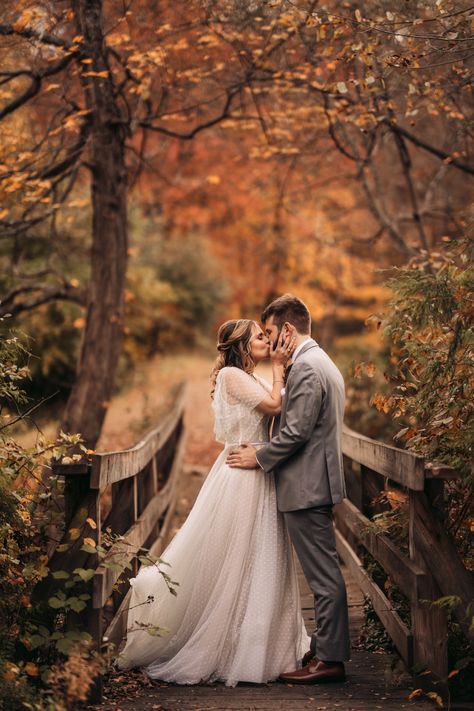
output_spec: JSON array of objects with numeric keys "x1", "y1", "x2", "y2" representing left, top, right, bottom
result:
[{"x1": 50, "y1": 384, "x2": 472, "y2": 710}]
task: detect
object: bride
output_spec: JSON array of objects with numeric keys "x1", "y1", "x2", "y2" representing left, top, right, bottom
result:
[{"x1": 117, "y1": 318, "x2": 310, "y2": 686}]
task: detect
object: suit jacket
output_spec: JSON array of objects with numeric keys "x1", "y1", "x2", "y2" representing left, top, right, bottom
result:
[{"x1": 257, "y1": 339, "x2": 346, "y2": 512}]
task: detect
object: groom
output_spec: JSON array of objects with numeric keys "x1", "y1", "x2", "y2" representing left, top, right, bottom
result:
[{"x1": 226, "y1": 293, "x2": 350, "y2": 683}]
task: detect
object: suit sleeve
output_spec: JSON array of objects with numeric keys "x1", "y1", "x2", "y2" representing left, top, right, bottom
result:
[{"x1": 256, "y1": 362, "x2": 323, "y2": 473}]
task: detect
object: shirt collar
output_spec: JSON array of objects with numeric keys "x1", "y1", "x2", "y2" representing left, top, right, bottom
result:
[{"x1": 292, "y1": 337, "x2": 313, "y2": 362}]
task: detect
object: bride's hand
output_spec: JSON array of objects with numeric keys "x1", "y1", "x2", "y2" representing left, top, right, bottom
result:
[{"x1": 270, "y1": 325, "x2": 297, "y2": 367}]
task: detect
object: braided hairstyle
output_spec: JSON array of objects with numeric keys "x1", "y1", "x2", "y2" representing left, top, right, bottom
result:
[{"x1": 210, "y1": 319, "x2": 257, "y2": 396}]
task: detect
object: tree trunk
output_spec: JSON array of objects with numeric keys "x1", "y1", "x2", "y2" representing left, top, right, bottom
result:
[{"x1": 60, "y1": 0, "x2": 128, "y2": 448}]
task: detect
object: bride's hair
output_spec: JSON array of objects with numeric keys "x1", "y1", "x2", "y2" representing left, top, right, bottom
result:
[{"x1": 210, "y1": 319, "x2": 256, "y2": 396}]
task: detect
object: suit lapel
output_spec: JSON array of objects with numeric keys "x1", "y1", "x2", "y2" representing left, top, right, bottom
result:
[{"x1": 294, "y1": 339, "x2": 318, "y2": 360}]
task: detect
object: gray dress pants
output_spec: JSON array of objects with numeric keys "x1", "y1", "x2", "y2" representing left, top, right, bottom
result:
[{"x1": 284, "y1": 505, "x2": 351, "y2": 662}]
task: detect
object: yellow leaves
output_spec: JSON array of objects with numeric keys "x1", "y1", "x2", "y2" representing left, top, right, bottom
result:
[
  {"x1": 68, "y1": 198, "x2": 89, "y2": 208},
  {"x1": 171, "y1": 38, "x2": 189, "y2": 51},
  {"x1": 83, "y1": 537, "x2": 96, "y2": 548},
  {"x1": 73, "y1": 318, "x2": 85, "y2": 329},
  {"x1": 69, "y1": 278, "x2": 80, "y2": 288},
  {"x1": 86, "y1": 517, "x2": 97, "y2": 529},
  {"x1": 336, "y1": 82, "x2": 348, "y2": 94},
  {"x1": 427, "y1": 692, "x2": 443, "y2": 707},
  {"x1": 448, "y1": 669, "x2": 460, "y2": 679},
  {"x1": 207, "y1": 175, "x2": 221, "y2": 185},
  {"x1": 408, "y1": 689, "x2": 423, "y2": 700},
  {"x1": 0, "y1": 208, "x2": 9, "y2": 220},
  {"x1": 355, "y1": 9, "x2": 363, "y2": 23},
  {"x1": 197, "y1": 33, "x2": 221, "y2": 48},
  {"x1": 68, "y1": 528, "x2": 81, "y2": 540}
]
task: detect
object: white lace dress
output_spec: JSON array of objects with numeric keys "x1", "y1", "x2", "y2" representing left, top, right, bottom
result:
[{"x1": 117, "y1": 366, "x2": 309, "y2": 686}]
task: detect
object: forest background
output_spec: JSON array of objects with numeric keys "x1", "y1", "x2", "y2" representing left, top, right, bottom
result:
[{"x1": 0, "y1": 0, "x2": 472, "y2": 709}]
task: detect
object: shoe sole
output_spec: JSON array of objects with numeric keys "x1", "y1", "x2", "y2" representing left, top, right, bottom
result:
[{"x1": 279, "y1": 675, "x2": 346, "y2": 685}]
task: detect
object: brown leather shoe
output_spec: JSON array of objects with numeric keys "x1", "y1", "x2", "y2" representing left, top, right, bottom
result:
[{"x1": 279, "y1": 657, "x2": 346, "y2": 684}]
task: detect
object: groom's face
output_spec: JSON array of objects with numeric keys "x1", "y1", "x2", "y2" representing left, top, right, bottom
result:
[{"x1": 263, "y1": 315, "x2": 283, "y2": 350}]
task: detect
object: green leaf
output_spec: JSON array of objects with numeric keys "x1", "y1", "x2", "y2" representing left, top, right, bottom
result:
[
  {"x1": 48, "y1": 596, "x2": 65, "y2": 609},
  {"x1": 56, "y1": 637, "x2": 74, "y2": 655},
  {"x1": 55, "y1": 543, "x2": 72, "y2": 553},
  {"x1": 80, "y1": 543, "x2": 97, "y2": 554},
  {"x1": 52, "y1": 570, "x2": 70, "y2": 580},
  {"x1": 68, "y1": 598, "x2": 87, "y2": 613},
  {"x1": 73, "y1": 567, "x2": 95, "y2": 582}
]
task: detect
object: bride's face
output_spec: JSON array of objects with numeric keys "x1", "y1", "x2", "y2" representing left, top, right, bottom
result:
[{"x1": 249, "y1": 323, "x2": 270, "y2": 363}]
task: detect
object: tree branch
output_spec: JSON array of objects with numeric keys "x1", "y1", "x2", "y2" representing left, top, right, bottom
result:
[
  {"x1": 138, "y1": 89, "x2": 237, "y2": 139},
  {"x1": 0, "y1": 53, "x2": 75, "y2": 122},
  {"x1": 0, "y1": 284, "x2": 85, "y2": 318},
  {"x1": 382, "y1": 119, "x2": 474, "y2": 176},
  {"x1": 0, "y1": 23, "x2": 70, "y2": 49}
]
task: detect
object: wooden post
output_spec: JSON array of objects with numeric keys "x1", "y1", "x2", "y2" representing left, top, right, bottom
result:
[
  {"x1": 409, "y1": 480, "x2": 448, "y2": 680},
  {"x1": 108, "y1": 477, "x2": 138, "y2": 613},
  {"x1": 343, "y1": 454, "x2": 362, "y2": 510},
  {"x1": 361, "y1": 464, "x2": 387, "y2": 518},
  {"x1": 137, "y1": 461, "x2": 155, "y2": 517},
  {"x1": 86, "y1": 485, "x2": 103, "y2": 703},
  {"x1": 60, "y1": 467, "x2": 103, "y2": 703}
]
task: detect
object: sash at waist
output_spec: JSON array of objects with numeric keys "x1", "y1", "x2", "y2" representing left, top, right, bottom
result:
[{"x1": 224, "y1": 441, "x2": 268, "y2": 449}]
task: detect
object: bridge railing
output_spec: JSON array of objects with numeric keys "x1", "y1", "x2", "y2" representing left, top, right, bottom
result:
[
  {"x1": 49, "y1": 383, "x2": 187, "y2": 699},
  {"x1": 335, "y1": 424, "x2": 472, "y2": 682}
]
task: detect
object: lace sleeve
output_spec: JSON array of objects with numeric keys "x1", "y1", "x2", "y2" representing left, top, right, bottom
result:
[{"x1": 217, "y1": 367, "x2": 267, "y2": 409}]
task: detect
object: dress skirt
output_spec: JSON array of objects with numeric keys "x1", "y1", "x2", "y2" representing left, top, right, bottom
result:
[{"x1": 117, "y1": 448, "x2": 309, "y2": 687}]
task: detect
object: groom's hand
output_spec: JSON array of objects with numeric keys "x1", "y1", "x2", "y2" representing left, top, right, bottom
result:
[{"x1": 226, "y1": 444, "x2": 258, "y2": 469}]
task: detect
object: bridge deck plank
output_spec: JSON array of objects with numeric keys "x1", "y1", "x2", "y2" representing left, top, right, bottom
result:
[{"x1": 95, "y1": 561, "x2": 437, "y2": 711}]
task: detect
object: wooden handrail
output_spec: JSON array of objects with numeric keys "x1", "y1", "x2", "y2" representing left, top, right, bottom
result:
[
  {"x1": 342, "y1": 424, "x2": 425, "y2": 490},
  {"x1": 338, "y1": 425, "x2": 470, "y2": 688},
  {"x1": 49, "y1": 382, "x2": 187, "y2": 703},
  {"x1": 90, "y1": 383, "x2": 187, "y2": 488}
]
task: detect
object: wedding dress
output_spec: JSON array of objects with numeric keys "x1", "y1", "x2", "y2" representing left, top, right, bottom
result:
[{"x1": 117, "y1": 366, "x2": 310, "y2": 686}]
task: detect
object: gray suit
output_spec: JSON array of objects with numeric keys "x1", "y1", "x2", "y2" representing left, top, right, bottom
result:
[{"x1": 257, "y1": 339, "x2": 350, "y2": 662}]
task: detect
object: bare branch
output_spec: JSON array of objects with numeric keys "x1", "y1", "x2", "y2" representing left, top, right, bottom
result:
[
  {"x1": 382, "y1": 120, "x2": 474, "y2": 176},
  {"x1": 390, "y1": 128, "x2": 430, "y2": 251},
  {"x1": 0, "y1": 53, "x2": 75, "y2": 122},
  {"x1": 0, "y1": 23, "x2": 70, "y2": 50},
  {"x1": 138, "y1": 89, "x2": 237, "y2": 139},
  {"x1": 0, "y1": 284, "x2": 85, "y2": 318}
]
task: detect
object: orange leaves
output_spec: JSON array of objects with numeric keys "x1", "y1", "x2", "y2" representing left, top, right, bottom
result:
[
  {"x1": 24, "y1": 662, "x2": 39, "y2": 676},
  {"x1": 353, "y1": 362, "x2": 376, "y2": 379},
  {"x1": 371, "y1": 393, "x2": 393, "y2": 414},
  {"x1": 82, "y1": 70, "x2": 109, "y2": 79},
  {"x1": 13, "y1": 10, "x2": 35, "y2": 32},
  {"x1": 206, "y1": 175, "x2": 221, "y2": 185}
]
